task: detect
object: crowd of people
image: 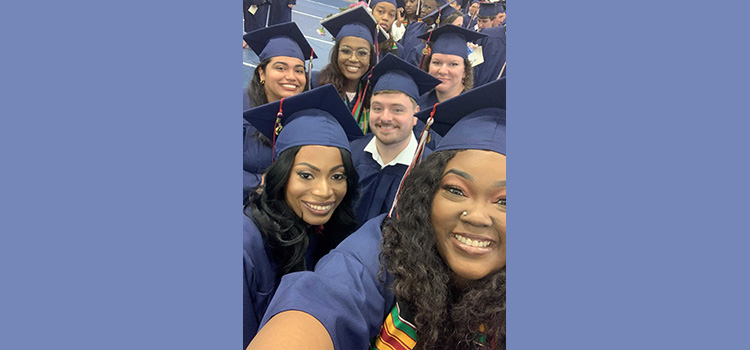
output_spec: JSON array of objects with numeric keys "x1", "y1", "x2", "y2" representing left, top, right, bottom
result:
[{"x1": 242, "y1": 0, "x2": 506, "y2": 349}]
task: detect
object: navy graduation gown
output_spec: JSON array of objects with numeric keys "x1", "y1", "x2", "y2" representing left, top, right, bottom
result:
[
  {"x1": 243, "y1": 214, "x2": 323, "y2": 348},
  {"x1": 414, "y1": 118, "x2": 442, "y2": 150},
  {"x1": 243, "y1": 216, "x2": 279, "y2": 348},
  {"x1": 243, "y1": 91, "x2": 273, "y2": 201},
  {"x1": 243, "y1": 0, "x2": 270, "y2": 33},
  {"x1": 261, "y1": 214, "x2": 396, "y2": 350},
  {"x1": 350, "y1": 135, "x2": 434, "y2": 223},
  {"x1": 417, "y1": 89, "x2": 440, "y2": 111},
  {"x1": 378, "y1": 40, "x2": 407, "y2": 62},
  {"x1": 403, "y1": 40, "x2": 426, "y2": 67},
  {"x1": 268, "y1": 0, "x2": 295, "y2": 25},
  {"x1": 243, "y1": 120, "x2": 272, "y2": 199},
  {"x1": 309, "y1": 70, "x2": 320, "y2": 89},
  {"x1": 350, "y1": 135, "x2": 408, "y2": 224},
  {"x1": 472, "y1": 25, "x2": 506, "y2": 88},
  {"x1": 462, "y1": 14, "x2": 478, "y2": 30},
  {"x1": 399, "y1": 21, "x2": 428, "y2": 59}
]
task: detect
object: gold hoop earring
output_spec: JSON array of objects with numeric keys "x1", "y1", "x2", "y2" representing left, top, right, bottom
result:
[{"x1": 260, "y1": 78, "x2": 265, "y2": 85}]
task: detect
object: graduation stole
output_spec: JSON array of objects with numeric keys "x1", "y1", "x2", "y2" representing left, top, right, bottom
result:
[
  {"x1": 350, "y1": 81, "x2": 370, "y2": 134},
  {"x1": 371, "y1": 301, "x2": 417, "y2": 350},
  {"x1": 371, "y1": 301, "x2": 491, "y2": 349}
]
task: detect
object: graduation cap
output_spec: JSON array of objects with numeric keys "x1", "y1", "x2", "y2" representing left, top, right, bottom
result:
[
  {"x1": 321, "y1": 5, "x2": 380, "y2": 45},
  {"x1": 243, "y1": 84, "x2": 364, "y2": 159},
  {"x1": 243, "y1": 22, "x2": 317, "y2": 63},
  {"x1": 418, "y1": 24, "x2": 487, "y2": 59},
  {"x1": 367, "y1": 53, "x2": 441, "y2": 102},
  {"x1": 415, "y1": 77, "x2": 505, "y2": 154},
  {"x1": 421, "y1": 0, "x2": 458, "y2": 24},
  {"x1": 478, "y1": 1, "x2": 499, "y2": 17},
  {"x1": 369, "y1": 0, "x2": 398, "y2": 10}
]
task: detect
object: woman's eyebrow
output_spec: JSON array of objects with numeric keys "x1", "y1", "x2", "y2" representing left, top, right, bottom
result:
[
  {"x1": 295, "y1": 162, "x2": 320, "y2": 172},
  {"x1": 443, "y1": 169, "x2": 473, "y2": 182}
]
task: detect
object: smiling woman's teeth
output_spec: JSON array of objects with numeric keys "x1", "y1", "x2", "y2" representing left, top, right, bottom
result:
[
  {"x1": 281, "y1": 84, "x2": 298, "y2": 89},
  {"x1": 454, "y1": 234, "x2": 491, "y2": 248},
  {"x1": 306, "y1": 203, "x2": 333, "y2": 211},
  {"x1": 346, "y1": 66, "x2": 360, "y2": 73}
]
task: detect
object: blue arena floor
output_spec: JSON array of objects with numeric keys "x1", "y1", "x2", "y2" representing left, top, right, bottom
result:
[{"x1": 243, "y1": 0, "x2": 355, "y2": 90}]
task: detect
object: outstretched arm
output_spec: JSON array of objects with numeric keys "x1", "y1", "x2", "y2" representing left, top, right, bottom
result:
[{"x1": 247, "y1": 310, "x2": 333, "y2": 350}]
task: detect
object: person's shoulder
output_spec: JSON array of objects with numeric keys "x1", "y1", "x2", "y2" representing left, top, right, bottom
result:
[
  {"x1": 481, "y1": 26, "x2": 506, "y2": 38},
  {"x1": 309, "y1": 70, "x2": 321, "y2": 89},
  {"x1": 350, "y1": 133, "x2": 376, "y2": 157},
  {"x1": 334, "y1": 214, "x2": 387, "y2": 256},
  {"x1": 243, "y1": 214, "x2": 265, "y2": 254}
]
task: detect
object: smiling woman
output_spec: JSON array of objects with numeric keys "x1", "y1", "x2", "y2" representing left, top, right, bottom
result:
[
  {"x1": 416, "y1": 25, "x2": 486, "y2": 110},
  {"x1": 317, "y1": 5, "x2": 379, "y2": 133},
  {"x1": 248, "y1": 78, "x2": 506, "y2": 350},
  {"x1": 241, "y1": 85, "x2": 364, "y2": 349},
  {"x1": 242, "y1": 22, "x2": 318, "y2": 202}
]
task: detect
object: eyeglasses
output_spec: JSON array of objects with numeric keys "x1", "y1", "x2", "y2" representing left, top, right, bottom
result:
[{"x1": 339, "y1": 47, "x2": 370, "y2": 60}]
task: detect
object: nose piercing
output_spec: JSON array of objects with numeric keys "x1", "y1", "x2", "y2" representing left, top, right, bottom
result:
[{"x1": 462, "y1": 211, "x2": 468, "y2": 216}]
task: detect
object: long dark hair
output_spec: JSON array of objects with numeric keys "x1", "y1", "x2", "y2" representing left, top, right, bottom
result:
[
  {"x1": 381, "y1": 150, "x2": 506, "y2": 349},
  {"x1": 248, "y1": 57, "x2": 311, "y2": 107},
  {"x1": 318, "y1": 40, "x2": 376, "y2": 99},
  {"x1": 245, "y1": 145, "x2": 360, "y2": 277}
]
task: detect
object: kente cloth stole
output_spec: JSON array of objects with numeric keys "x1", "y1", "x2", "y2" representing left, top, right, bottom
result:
[
  {"x1": 371, "y1": 301, "x2": 417, "y2": 350},
  {"x1": 371, "y1": 301, "x2": 490, "y2": 349}
]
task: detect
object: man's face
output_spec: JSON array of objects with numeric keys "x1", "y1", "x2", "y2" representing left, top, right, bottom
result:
[
  {"x1": 477, "y1": 16, "x2": 493, "y2": 30},
  {"x1": 493, "y1": 12, "x2": 506, "y2": 26},
  {"x1": 368, "y1": 92, "x2": 419, "y2": 148}
]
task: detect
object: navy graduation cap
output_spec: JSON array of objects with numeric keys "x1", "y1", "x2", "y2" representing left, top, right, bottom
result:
[
  {"x1": 243, "y1": 84, "x2": 364, "y2": 159},
  {"x1": 421, "y1": 0, "x2": 458, "y2": 24},
  {"x1": 321, "y1": 5, "x2": 380, "y2": 45},
  {"x1": 367, "y1": 53, "x2": 442, "y2": 102},
  {"x1": 243, "y1": 22, "x2": 317, "y2": 63},
  {"x1": 418, "y1": 24, "x2": 487, "y2": 59},
  {"x1": 369, "y1": 0, "x2": 398, "y2": 10},
  {"x1": 478, "y1": 1, "x2": 499, "y2": 17},
  {"x1": 416, "y1": 77, "x2": 505, "y2": 155}
]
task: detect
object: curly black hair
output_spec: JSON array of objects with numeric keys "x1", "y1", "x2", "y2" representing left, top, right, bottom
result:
[
  {"x1": 381, "y1": 150, "x2": 506, "y2": 349},
  {"x1": 245, "y1": 145, "x2": 360, "y2": 277}
]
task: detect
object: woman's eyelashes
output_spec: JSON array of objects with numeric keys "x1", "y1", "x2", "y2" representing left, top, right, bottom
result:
[
  {"x1": 296, "y1": 171, "x2": 347, "y2": 181},
  {"x1": 297, "y1": 171, "x2": 313, "y2": 180},
  {"x1": 443, "y1": 184, "x2": 466, "y2": 197}
]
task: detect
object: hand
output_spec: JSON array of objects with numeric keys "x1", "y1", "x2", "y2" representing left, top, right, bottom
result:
[{"x1": 288, "y1": 3, "x2": 294, "y2": 8}]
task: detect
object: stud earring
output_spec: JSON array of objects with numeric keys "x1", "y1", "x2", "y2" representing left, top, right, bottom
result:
[{"x1": 462, "y1": 211, "x2": 468, "y2": 216}]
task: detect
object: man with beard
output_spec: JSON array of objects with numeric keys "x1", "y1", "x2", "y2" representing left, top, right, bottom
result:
[{"x1": 349, "y1": 54, "x2": 441, "y2": 223}]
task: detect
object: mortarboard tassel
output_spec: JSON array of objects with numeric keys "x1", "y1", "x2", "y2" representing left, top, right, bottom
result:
[
  {"x1": 308, "y1": 48, "x2": 315, "y2": 91},
  {"x1": 271, "y1": 98, "x2": 285, "y2": 162},
  {"x1": 388, "y1": 103, "x2": 438, "y2": 218}
]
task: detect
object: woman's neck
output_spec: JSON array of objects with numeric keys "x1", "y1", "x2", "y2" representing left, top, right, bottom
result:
[
  {"x1": 436, "y1": 86, "x2": 463, "y2": 102},
  {"x1": 343, "y1": 78, "x2": 359, "y2": 93}
]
